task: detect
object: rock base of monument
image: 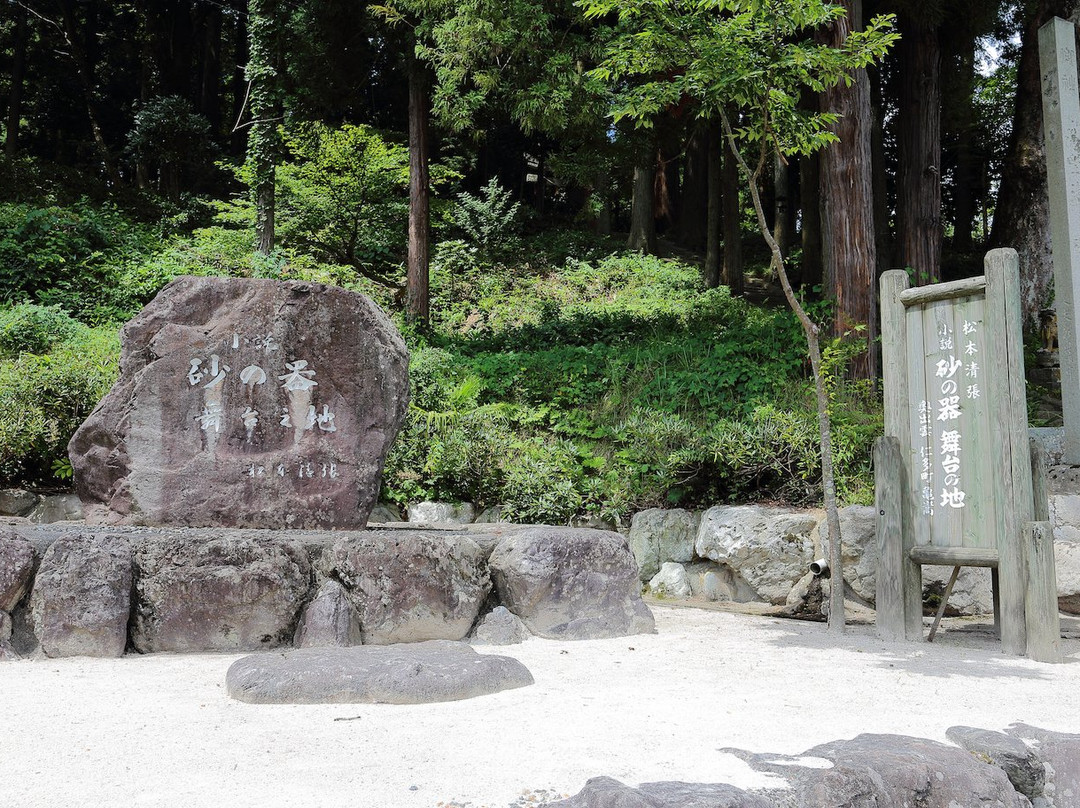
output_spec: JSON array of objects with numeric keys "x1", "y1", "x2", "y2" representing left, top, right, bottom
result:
[{"x1": 0, "y1": 523, "x2": 654, "y2": 660}]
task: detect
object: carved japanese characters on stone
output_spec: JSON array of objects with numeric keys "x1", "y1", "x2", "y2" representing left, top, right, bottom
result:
[{"x1": 68, "y1": 276, "x2": 409, "y2": 528}]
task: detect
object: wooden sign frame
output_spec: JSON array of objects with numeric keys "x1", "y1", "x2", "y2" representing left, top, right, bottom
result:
[{"x1": 876, "y1": 249, "x2": 1061, "y2": 662}]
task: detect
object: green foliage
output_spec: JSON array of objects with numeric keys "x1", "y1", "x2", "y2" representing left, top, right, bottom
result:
[
  {"x1": 583, "y1": 0, "x2": 898, "y2": 158},
  {"x1": 0, "y1": 303, "x2": 86, "y2": 356},
  {"x1": 127, "y1": 96, "x2": 217, "y2": 199},
  {"x1": 453, "y1": 177, "x2": 522, "y2": 256},
  {"x1": 385, "y1": 250, "x2": 881, "y2": 522},
  {"x1": 0, "y1": 326, "x2": 119, "y2": 483},
  {"x1": 0, "y1": 201, "x2": 158, "y2": 324}
]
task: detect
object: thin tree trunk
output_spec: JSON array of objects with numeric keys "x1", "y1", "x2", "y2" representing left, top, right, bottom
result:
[
  {"x1": 5, "y1": 5, "x2": 27, "y2": 156},
  {"x1": 819, "y1": 1, "x2": 877, "y2": 382},
  {"x1": 704, "y1": 122, "x2": 722, "y2": 288},
  {"x1": 627, "y1": 145, "x2": 658, "y2": 253},
  {"x1": 896, "y1": 14, "x2": 942, "y2": 283},
  {"x1": 679, "y1": 124, "x2": 708, "y2": 251},
  {"x1": 722, "y1": 122, "x2": 744, "y2": 295},
  {"x1": 407, "y1": 56, "x2": 431, "y2": 325},
  {"x1": 720, "y1": 114, "x2": 845, "y2": 634}
]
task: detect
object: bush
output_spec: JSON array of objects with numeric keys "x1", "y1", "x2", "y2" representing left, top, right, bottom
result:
[
  {"x1": 0, "y1": 327, "x2": 119, "y2": 483},
  {"x1": 0, "y1": 303, "x2": 86, "y2": 356},
  {"x1": 0, "y1": 201, "x2": 158, "y2": 324}
]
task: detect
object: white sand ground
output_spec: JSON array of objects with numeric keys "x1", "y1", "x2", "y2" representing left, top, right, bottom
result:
[{"x1": 2, "y1": 605, "x2": 1079, "y2": 808}]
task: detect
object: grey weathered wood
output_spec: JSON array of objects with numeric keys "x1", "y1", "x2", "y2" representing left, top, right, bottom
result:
[
  {"x1": 909, "y1": 546, "x2": 999, "y2": 567},
  {"x1": 927, "y1": 566, "x2": 961, "y2": 643},
  {"x1": 898, "y1": 276, "x2": 987, "y2": 307},
  {"x1": 906, "y1": 291, "x2": 934, "y2": 553},
  {"x1": 880, "y1": 270, "x2": 911, "y2": 441},
  {"x1": 1031, "y1": 438, "x2": 1050, "y2": 523},
  {"x1": 984, "y1": 249, "x2": 1029, "y2": 656},
  {"x1": 875, "y1": 436, "x2": 906, "y2": 641},
  {"x1": 880, "y1": 271, "x2": 923, "y2": 640},
  {"x1": 1024, "y1": 521, "x2": 1063, "y2": 663},
  {"x1": 1040, "y1": 18, "x2": 1080, "y2": 465},
  {"x1": 992, "y1": 568, "x2": 1001, "y2": 637}
]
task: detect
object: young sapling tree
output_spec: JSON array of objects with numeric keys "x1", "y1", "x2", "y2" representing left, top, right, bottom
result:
[{"x1": 582, "y1": 0, "x2": 897, "y2": 629}]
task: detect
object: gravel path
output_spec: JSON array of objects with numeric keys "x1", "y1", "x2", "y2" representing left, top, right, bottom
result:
[{"x1": 3, "y1": 605, "x2": 1078, "y2": 808}]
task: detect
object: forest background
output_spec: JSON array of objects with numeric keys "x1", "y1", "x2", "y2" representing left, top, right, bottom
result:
[{"x1": 0, "y1": 0, "x2": 1070, "y2": 526}]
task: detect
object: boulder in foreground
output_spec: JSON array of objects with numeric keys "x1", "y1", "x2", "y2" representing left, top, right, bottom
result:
[
  {"x1": 226, "y1": 640, "x2": 534, "y2": 704},
  {"x1": 30, "y1": 533, "x2": 131, "y2": 658},
  {"x1": 320, "y1": 530, "x2": 490, "y2": 644},
  {"x1": 131, "y1": 535, "x2": 310, "y2": 653},
  {"x1": 489, "y1": 527, "x2": 655, "y2": 640}
]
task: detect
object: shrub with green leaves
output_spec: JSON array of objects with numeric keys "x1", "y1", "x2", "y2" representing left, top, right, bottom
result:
[
  {"x1": 0, "y1": 201, "x2": 158, "y2": 323},
  {"x1": 453, "y1": 177, "x2": 521, "y2": 256},
  {"x1": 0, "y1": 303, "x2": 86, "y2": 356},
  {"x1": 0, "y1": 326, "x2": 119, "y2": 483}
]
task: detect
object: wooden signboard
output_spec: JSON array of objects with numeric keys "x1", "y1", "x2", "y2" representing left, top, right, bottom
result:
[{"x1": 877, "y1": 249, "x2": 1061, "y2": 662}]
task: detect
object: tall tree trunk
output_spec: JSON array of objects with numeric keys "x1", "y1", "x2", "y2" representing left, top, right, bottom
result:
[
  {"x1": 819, "y1": 1, "x2": 877, "y2": 381},
  {"x1": 800, "y1": 151, "x2": 823, "y2": 290},
  {"x1": 773, "y1": 155, "x2": 793, "y2": 256},
  {"x1": 58, "y1": 0, "x2": 120, "y2": 184},
  {"x1": 704, "y1": 122, "x2": 722, "y2": 288},
  {"x1": 231, "y1": 9, "x2": 249, "y2": 156},
  {"x1": 247, "y1": 0, "x2": 281, "y2": 255},
  {"x1": 594, "y1": 169, "x2": 612, "y2": 236},
  {"x1": 943, "y1": 21, "x2": 979, "y2": 253},
  {"x1": 4, "y1": 4, "x2": 28, "y2": 157},
  {"x1": 722, "y1": 129, "x2": 744, "y2": 295},
  {"x1": 407, "y1": 56, "x2": 431, "y2": 325},
  {"x1": 991, "y1": 0, "x2": 1080, "y2": 328},
  {"x1": 870, "y1": 65, "x2": 891, "y2": 274},
  {"x1": 678, "y1": 124, "x2": 708, "y2": 251},
  {"x1": 198, "y1": 5, "x2": 224, "y2": 134},
  {"x1": 627, "y1": 144, "x2": 658, "y2": 253},
  {"x1": 896, "y1": 14, "x2": 942, "y2": 283}
]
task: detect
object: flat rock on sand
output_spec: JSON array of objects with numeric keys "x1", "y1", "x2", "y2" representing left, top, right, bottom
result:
[{"x1": 225, "y1": 639, "x2": 534, "y2": 704}]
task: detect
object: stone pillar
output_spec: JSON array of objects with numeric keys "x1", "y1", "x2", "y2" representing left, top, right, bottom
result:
[{"x1": 1040, "y1": 17, "x2": 1080, "y2": 464}]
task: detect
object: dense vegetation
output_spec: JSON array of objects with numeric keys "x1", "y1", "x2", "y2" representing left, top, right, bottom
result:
[
  {"x1": 0, "y1": 0, "x2": 1066, "y2": 521},
  {"x1": 0, "y1": 172, "x2": 880, "y2": 520}
]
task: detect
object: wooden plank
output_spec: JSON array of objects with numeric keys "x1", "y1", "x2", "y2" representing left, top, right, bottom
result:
[
  {"x1": 1031, "y1": 437, "x2": 1050, "y2": 523},
  {"x1": 1040, "y1": 18, "x2": 1080, "y2": 464},
  {"x1": 985, "y1": 248, "x2": 1028, "y2": 655},
  {"x1": 927, "y1": 566, "x2": 961, "y2": 642},
  {"x1": 875, "y1": 436, "x2": 906, "y2": 641},
  {"x1": 908, "y1": 303, "x2": 931, "y2": 551},
  {"x1": 962, "y1": 294, "x2": 995, "y2": 550},
  {"x1": 880, "y1": 270, "x2": 910, "y2": 440},
  {"x1": 1025, "y1": 521, "x2": 1063, "y2": 663},
  {"x1": 950, "y1": 295, "x2": 967, "y2": 548},
  {"x1": 879, "y1": 271, "x2": 922, "y2": 640},
  {"x1": 910, "y1": 546, "x2": 999, "y2": 567},
  {"x1": 926, "y1": 299, "x2": 954, "y2": 547},
  {"x1": 898, "y1": 276, "x2": 987, "y2": 307}
]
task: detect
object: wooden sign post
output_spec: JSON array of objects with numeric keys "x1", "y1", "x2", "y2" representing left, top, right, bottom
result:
[{"x1": 876, "y1": 249, "x2": 1061, "y2": 662}]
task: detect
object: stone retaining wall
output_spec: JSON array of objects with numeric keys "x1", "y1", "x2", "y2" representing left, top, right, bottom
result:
[{"x1": 0, "y1": 523, "x2": 654, "y2": 660}]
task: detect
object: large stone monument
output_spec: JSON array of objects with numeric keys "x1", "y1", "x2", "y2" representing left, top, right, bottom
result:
[{"x1": 68, "y1": 276, "x2": 409, "y2": 529}]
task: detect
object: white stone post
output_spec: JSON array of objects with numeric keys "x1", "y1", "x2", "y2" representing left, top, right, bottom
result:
[{"x1": 1040, "y1": 17, "x2": 1080, "y2": 464}]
